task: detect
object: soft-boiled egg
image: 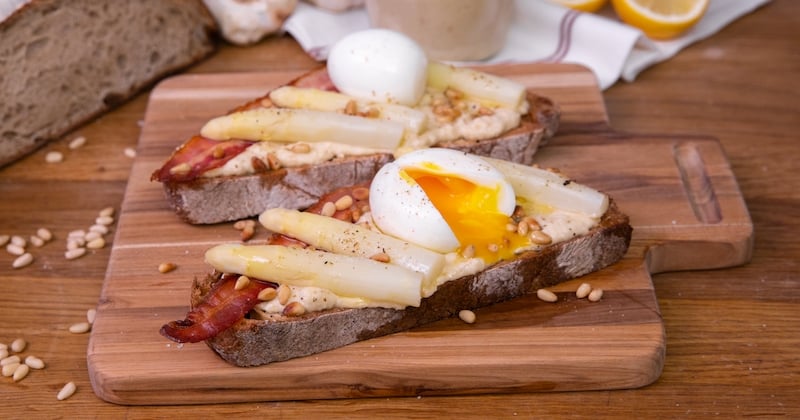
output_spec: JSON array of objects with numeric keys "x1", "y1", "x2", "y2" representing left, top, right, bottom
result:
[
  {"x1": 327, "y1": 29, "x2": 428, "y2": 106},
  {"x1": 370, "y1": 148, "x2": 529, "y2": 262}
]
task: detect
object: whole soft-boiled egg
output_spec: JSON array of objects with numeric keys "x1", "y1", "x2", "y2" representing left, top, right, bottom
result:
[
  {"x1": 327, "y1": 29, "x2": 428, "y2": 106},
  {"x1": 369, "y1": 148, "x2": 524, "y2": 261}
]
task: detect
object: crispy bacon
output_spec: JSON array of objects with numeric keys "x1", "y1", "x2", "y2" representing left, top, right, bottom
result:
[
  {"x1": 152, "y1": 67, "x2": 337, "y2": 183},
  {"x1": 160, "y1": 182, "x2": 372, "y2": 343},
  {"x1": 160, "y1": 273, "x2": 276, "y2": 343}
]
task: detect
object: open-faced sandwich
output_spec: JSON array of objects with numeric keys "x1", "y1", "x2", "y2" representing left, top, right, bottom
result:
[
  {"x1": 151, "y1": 29, "x2": 560, "y2": 224},
  {"x1": 160, "y1": 148, "x2": 632, "y2": 367}
]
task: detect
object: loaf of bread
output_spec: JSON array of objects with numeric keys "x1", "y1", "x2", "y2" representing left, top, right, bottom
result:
[
  {"x1": 0, "y1": 0, "x2": 217, "y2": 167},
  {"x1": 193, "y1": 200, "x2": 631, "y2": 367}
]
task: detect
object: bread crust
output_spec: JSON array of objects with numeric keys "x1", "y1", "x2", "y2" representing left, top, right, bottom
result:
[
  {"x1": 160, "y1": 92, "x2": 561, "y2": 224},
  {"x1": 192, "y1": 200, "x2": 631, "y2": 367}
]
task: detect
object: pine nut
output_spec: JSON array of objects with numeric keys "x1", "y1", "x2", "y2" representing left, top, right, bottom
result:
[
  {"x1": 334, "y1": 195, "x2": 353, "y2": 211},
  {"x1": 517, "y1": 220, "x2": 530, "y2": 236},
  {"x1": 458, "y1": 309, "x2": 476, "y2": 324},
  {"x1": 487, "y1": 243, "x2": 499, "y2": 253},
  {"x1": 68, "y1": 135, "x2": 87, "y2": 149},
  {"x1": 99, "y1": 206, "x2": 115, "y2": 217},
  {"x1": 158, "y1": 262, "x2": 177, "y2": 273},
  {"x1": 277, "y1": 284, "x2": 292, "y2": 305},
  {"x1": 169, "y1": 162, "x2": 191, "y2": 175},
  {"x1": 536, "y1": 288, "x2": 558, "y2": 303},
  {"x1": 576, "y1": 282, "x2": 593, "y2": 299},
  {"x1": 2, "y1": 362, "x2": 19, "y2": 377},
  {"x1": 320, "y1": 202, "x2": 336, "y2": 217},
  {"x1": 95, "y1": 215, "x2": 114, "y2": 226},
  {"x1": 461, "y1": 244, "x2": 476, "y2": 259},
  {"x1": 12, "y1": 253, "x2": 34, "y2": 269},
  {"x1": 530, "y1": 230, "x2": 552, "y2": 245},
  {"x1": 36, "y1": 227, "x2": 53, "y2": 241},
  {"x1": 12, "y1": 363, "x2": 29, "y2": 382},
  {"x1": 29, "y1": 235, "x2": 45, "y2": 247},
  {"x1": 86, "y1": 308, "x2": 97, "y2": 324},
  {"x1": 11, "y1": 235, "x2": 26, "y2": 247},
  {"x1": 89, "y1": 224, "x2": 108, "y2": 234},
  {"x1": 369, "y1": 252, "x2": 391, "y2": 263},
  {"x1": 65, "y1": 248, "x2": 87, "y2": 260},
  {"x1": 57, "y1": 382, "x2": 77, "y2": 400},
  {"x1": 67, "y1": 239, "x2": 84, "y2": 250},
  {"x1": 351, "y1": 187, "x2": 370, "y2": 201},
  {"x1": 2, "y1": 355, "x2": 21, "y2": 366},
  {"x1": 86, "y1": 237, "x2": 105, "y2": 249},
  {"x1": 234, "y1": 275, "x2": 250, "y2": 291},
  {"x1": 45, "y1": 150, "x2": 64, "y2": 163},
  {"x1": 282, "y1": 301, "x2": 306, "y2": 316},
  {"x1": 25, "y1": 355, "x2": 45, "y2": 369},
  {"x1": 69, "y1": 322, "x2": 91, "y2": 334},
  {"x1": 84, "y1": 231, "x2": 101, "y2": 241},
  {"x1": 588, "y1": 288, "x2": 604, "y2": 302},
  {"x1": 257, "y1": 287, "x2": 277, "y2": 301},
  {"x1": 68, "y1": 229, "x2": 86, "y2": 239},
  {"x1": 0, "y1": 234, "x2": 9, "y2": 246},
  {"x1": 6, "y1": 243, "x2": 25, "y2": 256},
  {"x1": 240, "y1": 225, "x2": 255, "y2": 241},
  {"x1": 0, "y1": 348, "x2": 7, "y2": 360},
  {"x1": 289, "y1": 142, "x2": 311, "y2": 154},
  {"x1": 124, "y1": 147, "x2": 137, "y2": 158},
  {"x1": 10, "y1": 338, "x2": 26, "y2": 353}
]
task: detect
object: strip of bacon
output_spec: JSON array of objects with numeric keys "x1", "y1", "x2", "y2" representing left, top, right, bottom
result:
[
  {"x1": 152, "y1": 67, "x2": 336, "y2": 183},
  {"x1": 160, "y1": 273, "x2": 276, "y2": 343},
  {"x1": 159, "y1": 183, "x2": 372, "y2": 343}
]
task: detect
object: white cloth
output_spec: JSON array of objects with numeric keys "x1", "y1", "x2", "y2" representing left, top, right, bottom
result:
[{"x1": 284, "y1": 0, "x2": 771, "y2": 90}]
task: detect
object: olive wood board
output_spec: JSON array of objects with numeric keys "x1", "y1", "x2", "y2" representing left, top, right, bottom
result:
[{"x1": 87, "y1": 63, "x2": 753, "y2": 405}]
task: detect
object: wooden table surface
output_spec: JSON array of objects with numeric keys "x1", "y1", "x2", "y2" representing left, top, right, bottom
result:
[{"x1": 1, "y1": 1, "x2": 797, "y2": 417}]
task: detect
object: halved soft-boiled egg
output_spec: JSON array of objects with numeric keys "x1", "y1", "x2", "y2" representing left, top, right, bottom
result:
[
  {"x1": 370, "y1": 148, "x2": 528, "y2": 261},
  {"x1": 327, "y1": 29, "x2": 428, "y2": 106}
]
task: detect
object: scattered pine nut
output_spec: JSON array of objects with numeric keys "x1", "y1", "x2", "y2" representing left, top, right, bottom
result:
[
  {"x1": 1, "y1": 362, "x2": 19, "y2": 377},
  {"x1": 282, "y1": 301, "x2": 306, "y2": 316},
  {"x1": 67, "y1": 229, "x2": 86, "y2": 238},
  {"x1": 11, "y1": 235, "x2": 26, "y2": 247},
  {"x1": 99, "y1": 207, "x2": 115, "y2": 218},
  {"x1": 257, "y1": 287, "x2": 278, "y2": 301},
  {"x1": 12, "y1": 253, "x2": 34, "y2": 269},
  {"x1": 87, "y1": 308, "x2": 97, "y2": 324},
  {"x1": 12, "y1": 363, "x2": 29, "y2": 382},
  {"x1": 351, "y1": 187, "x2": 369, "y2": 201},
  {"x1": 369, "y1": 252, "x2": 391, "y2": 263},
  {"x1": 86, "y1": 237, "x2": 105, "y2": 249},
  {"x1": 95, "y1": 215, "x2": 114, "y2": 226},
  {"x1": 536, "y1": 288, "x2": 558, "y2": 303},
  {"x1": 29, "y1": 235, "x2": 45, "y2": 247},
  {"x1": 45, "y1": 151, "x2": 64, "y2": 163},
  {"x1": 24, "y1": 355, "x2": 45, "y2": 370},
  {"x1": 240, "y1": 225, "x2": 255, "y2": 242},
  {"x1": 334, "y1": 195, "x2": 353, "y2": 211},
  {"x1": 66, "y1": 239, "x2": 84, "y2": 250},
  {"x1": 69, "y1": 322, "x2": 91, "y2": 334},
  {"x1": 530, "y1": 230, "x2": 552, "y2": 245},
  {"x1": 0, "y1": 234, "x2": 9, "y2": 247},
  {"x1": 458, "y1": 309, "x2": 476, "y2": 324},
  {"x1": 0, "y1": 349, "x2": 7, "y2": 360},
  {"x1": 68, "y1": 136, "x2": 87, "y2": 149},
  {"x1": 576, "y1": 283, "x2": 593, "y2": 299},
  {"x1": 57, "y1": 382, "x2": 77, "y2": 400},
  {"x1": 10, "y1": 338, "x2": 26, "y2": 353},
  {"x1": 158, "y1": 262, "x2": 177, "y2": 273},
  {"x1": 588, "y1": 288, "x2": 604, "y2": 302},
  {"x1": 84, "y1": 231, "x2": 101, "y2": 242},
  {"x1": 89, "y1": 224, "x2": 108, "y2": 234},
  {"x1": 124, "y1": 147, "x2": 137, "y2": 158},
  {"x1": 1, "y1": 355, "x2": 21, "y2": 366},
  {"x1": 277, "y1": 284, "x2": 292, "y2": 305},
  {"x1": 6, "y1": 243, "x2": 25, "y2": 256},
  {"x1": 320, "y1": 202, "x2": 336, "y2": 217},
  {"x1": 36, "y1": 227, "x2": 53, "y2": 241},
  {"x1": 234, "y1": 275, "x2": 251, "y2": 291},
  {"x1": 65, "y1": 248, "x2": 87, "y2": 260}
]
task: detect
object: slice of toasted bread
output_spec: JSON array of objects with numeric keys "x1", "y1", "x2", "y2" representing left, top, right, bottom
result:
[
  {"x1": 192, "y1": 200, "x2": 630, "y2": 367},
  {"x1": 154, "y1": 65, "x2": 561, "y2": 224}
]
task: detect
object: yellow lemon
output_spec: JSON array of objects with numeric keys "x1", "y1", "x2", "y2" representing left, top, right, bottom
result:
[
  {"x1": 611, "y1": 0, "x2": 710, "y2": 39},
  {"x1": 549, "y1": 0, "x2": 609, "y2": 13}
]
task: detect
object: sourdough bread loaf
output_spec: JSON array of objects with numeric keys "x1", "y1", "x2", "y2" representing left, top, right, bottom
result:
[
  {"x1": 193, "y1": 200, "x2": 631, "y2": 367},
  {"x1": 0, "y1": 0, "x2": 217, "y2": 167}
]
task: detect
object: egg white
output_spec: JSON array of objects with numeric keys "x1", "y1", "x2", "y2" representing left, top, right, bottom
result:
[
  {"x1": 369, "y1": 148, "x2": 516, "y2": 253},
  {"x1": 327, "y1": 29, "x2": 428, "y2": 106}
]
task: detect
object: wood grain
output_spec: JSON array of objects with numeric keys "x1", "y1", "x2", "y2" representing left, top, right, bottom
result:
[
  {"x1": 0, "y1": 1, "x2": 796, "y2": 416},
  {"x1": 84, "y1": 64, "x2": 750, "y2": 404}
]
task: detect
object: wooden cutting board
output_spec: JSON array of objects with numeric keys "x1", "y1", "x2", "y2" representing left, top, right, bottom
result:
[{"x1": 87, "y1": 63, "x2": 752, "y2": 405}]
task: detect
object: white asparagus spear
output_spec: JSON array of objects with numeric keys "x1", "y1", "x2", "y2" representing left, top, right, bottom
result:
[
  {"x1": 205, "y1": 244, "x2": 423, "y2": 307},
  {"x1": 426, "y1": 62, "x2": 528, "y2": 112}
]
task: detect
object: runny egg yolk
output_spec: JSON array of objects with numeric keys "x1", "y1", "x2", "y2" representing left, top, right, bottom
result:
[{"x1": 402, "y1": 165, "x2": 530, "y2": 263}]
